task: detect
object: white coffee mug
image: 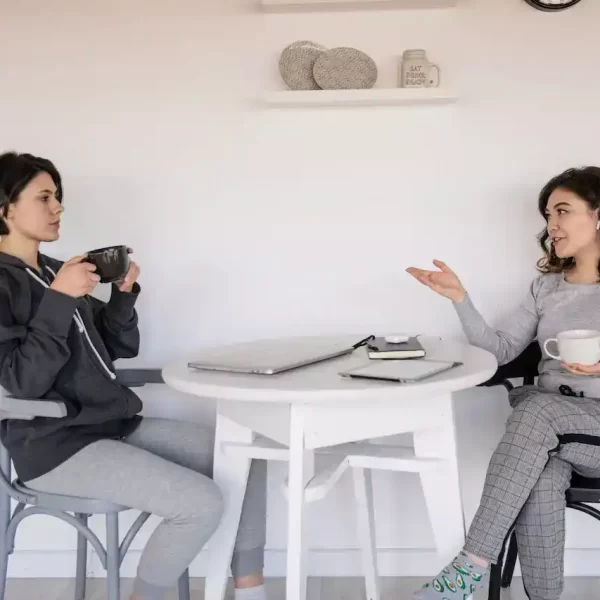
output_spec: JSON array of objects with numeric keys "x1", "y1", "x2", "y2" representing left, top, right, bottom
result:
[
  {"x1": 544, "y1": 329, "x2": 600, "y2": 365},
  {"x1": 399, "y1": 49, "x2": 440, "y2": 89}
]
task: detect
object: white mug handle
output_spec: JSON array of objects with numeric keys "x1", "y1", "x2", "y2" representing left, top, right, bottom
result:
[
  {"x1": 425, "y1": 63, "x2": 441, "y2": 88},
  {"x1": 544, "y1": 338, "x2": 561, "y2": 361}
]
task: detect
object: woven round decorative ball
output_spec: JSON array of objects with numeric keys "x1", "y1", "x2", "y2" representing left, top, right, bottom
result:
[
  {"x1": 279, "y1": 41, "x2": 328, "y2": 91},
  {"x1": 313, "y1": 47, "x2": 378, "y2": 90}
]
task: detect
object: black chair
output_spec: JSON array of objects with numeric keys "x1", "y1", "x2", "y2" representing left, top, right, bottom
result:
[{"x1": 481, "y1": 343, "x2": 600, "y2": 600}]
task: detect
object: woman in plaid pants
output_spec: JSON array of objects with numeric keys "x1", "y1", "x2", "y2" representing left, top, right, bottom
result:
[{"x1": 407, "y1": 166, "x2": 600, "y2": 600}]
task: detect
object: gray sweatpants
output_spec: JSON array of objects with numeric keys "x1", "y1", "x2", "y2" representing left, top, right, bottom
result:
[
  {"x1": 27, "y1": 417, "x2": 266, "y2": 600},
  {"x1": 464, "y1": 386, "x2": 600, "y2": 600}
]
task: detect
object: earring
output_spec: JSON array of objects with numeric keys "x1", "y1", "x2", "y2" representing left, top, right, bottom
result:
[{"x1": 597, "y1": 221, "x2": 599, "y2": 231}]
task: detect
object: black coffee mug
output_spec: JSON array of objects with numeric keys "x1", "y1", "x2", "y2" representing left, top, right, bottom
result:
[{"x1": 85, "y1": 245, "x2": 130, "y2": 284}]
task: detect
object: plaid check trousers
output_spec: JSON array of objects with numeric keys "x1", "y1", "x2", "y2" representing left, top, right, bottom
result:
[{"x1": 464, "y1": 386, "x2": 600, "y2": 600}]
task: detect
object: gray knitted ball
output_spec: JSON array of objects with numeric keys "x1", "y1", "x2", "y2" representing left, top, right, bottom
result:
[
  {"x1": 279, "y1": 41, "x2": 328, "y2": 91},
  {"x1": 313, "y1": 47, "x2": 378, "y2": 90}
]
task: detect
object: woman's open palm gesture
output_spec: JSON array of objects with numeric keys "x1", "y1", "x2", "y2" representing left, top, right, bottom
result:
[{"x1": 406, "y1": 260, "x2": 466, "y2": 303}]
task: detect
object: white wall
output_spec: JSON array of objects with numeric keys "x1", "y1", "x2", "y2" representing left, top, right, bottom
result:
[{"x1": 2, "y1": 0, "x2": 600, "y2": 579}]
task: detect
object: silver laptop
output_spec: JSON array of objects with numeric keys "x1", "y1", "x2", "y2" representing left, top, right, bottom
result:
[{"x1": 187, "y1": 342, "x2": 356, "y2": 375}]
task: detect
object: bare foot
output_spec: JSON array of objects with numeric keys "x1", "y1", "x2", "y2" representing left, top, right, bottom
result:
[
  {"x1": 234, "y1": 571, "x2": 264, "y2": 589},
  {"x1": 465, "y1": 552, "x2": 489, "y2": 568}
]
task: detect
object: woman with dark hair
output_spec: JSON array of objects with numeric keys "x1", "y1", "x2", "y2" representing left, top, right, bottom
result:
[
  {"x1": 407, "y1": 167, "x2": 600, "y2": 600},
  {"x1": 0, "y1": 152, "x2": 267, "y2": 600}
]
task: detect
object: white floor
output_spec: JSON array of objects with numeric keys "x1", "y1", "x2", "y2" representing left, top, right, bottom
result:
[{"x1": 3, "y1": 577, "x2": 596, "y2": 599}]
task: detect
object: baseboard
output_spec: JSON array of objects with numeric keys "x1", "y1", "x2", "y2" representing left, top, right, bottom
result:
[{"x1": 6, "y1": 548, "x2": 600, "y2": 578}]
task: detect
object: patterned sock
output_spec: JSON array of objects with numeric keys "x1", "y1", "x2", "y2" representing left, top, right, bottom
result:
[
  {"x1": 234, "y1": 584, "x2": 267, "y2": 600},
  {"x1": 412, "y1": 552, "x2": 490, "y2": 599}
]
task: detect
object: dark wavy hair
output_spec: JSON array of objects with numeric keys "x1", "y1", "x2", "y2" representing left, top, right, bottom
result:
[
  {"x1": 0, "y1": 152, "x2": 63, "y2": 236},
  {"x1": 536, "y1": 166, "x2": 600, "y2": 276}
]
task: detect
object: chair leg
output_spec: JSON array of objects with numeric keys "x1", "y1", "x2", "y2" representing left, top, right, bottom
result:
[
  {"x1": 178, "y1": 568, "x2": 191, "y2": 600},
  {"x1": 502, "y1": 531, "x2": 518, "y2": 588},
  {"x1": 0, "y1": 518, "x2": 8, "y2": 600},
  {"x1": 74, "y1": 513, "x2": 88, "y2": 600},
  {"x1": 0, "y1": 539, "x2": 7, "y2": 600},
  {"x1": 106, "y1": 512, "x2": 120, "y2": 600},
  {"x1": 0, "y1": 443, "x2": 11, "y2": 600},
  {"x1": 488, "y1": 527, "x2": 514, "y2": 600},
  {"x1": 488, "y1": 561, "x2": 503, "y2": 600},
  {"x1": 352, "y1": 467, "x2": 380, "y2": 600}
]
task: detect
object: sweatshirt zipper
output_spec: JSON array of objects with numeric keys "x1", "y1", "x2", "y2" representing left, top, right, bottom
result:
[{"x1": 25, "y1": 266, "x2": 117, "y2": 381}]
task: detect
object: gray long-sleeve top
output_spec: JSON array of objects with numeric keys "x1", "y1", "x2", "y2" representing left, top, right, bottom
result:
[{"x1": 454, "y1": 272, "x2": 600, "y2": 397}]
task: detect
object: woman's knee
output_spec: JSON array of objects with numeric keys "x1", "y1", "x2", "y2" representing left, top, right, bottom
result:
[
  {"x1": 509, "y1": 393, "x2": 557, "y2": 425},
  {"x1": 527, "y1": 459, "x2": 571, "y2": 501},
  {"x1": 203, "y1": 484, "x2": 225, "y2": 533},
  {"x1": 170, "y1": 476, "x2": 225, "y2": 531}
]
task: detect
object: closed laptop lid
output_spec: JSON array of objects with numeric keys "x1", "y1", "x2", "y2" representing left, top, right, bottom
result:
[{"x1": 188, "y1": 339, "x2": 354, "y2": 374}]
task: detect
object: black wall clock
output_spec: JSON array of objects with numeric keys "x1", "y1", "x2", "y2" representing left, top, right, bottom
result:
[{"x1": 524, "y1": 0, "x2": 582, "y2": 11}]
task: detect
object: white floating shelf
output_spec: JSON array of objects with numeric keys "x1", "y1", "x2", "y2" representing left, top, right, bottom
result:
[
  {"x1": 261, "y1": 0, "x2": 457, "y2": 11},
  {"x1": 263, "y1": 88, "x2": 458, "y2": 108}
]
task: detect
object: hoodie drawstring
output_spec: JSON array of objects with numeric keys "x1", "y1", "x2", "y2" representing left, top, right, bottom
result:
[{"x1": 26, "y1": 266, "x2": 117, "y2": 381}]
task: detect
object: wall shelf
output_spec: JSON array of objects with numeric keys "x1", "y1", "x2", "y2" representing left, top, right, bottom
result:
[
  {"x1": 261, "y1": 0, "x2": 457, "y2": 11},
  {"x1": 263, "y1": 87, "x2": 458, "y2": 108}
]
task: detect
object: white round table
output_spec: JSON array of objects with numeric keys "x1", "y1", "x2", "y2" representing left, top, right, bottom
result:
[
  {"x1": 163, "y1": 335, "x2": 497, "y2": 600},
  {"x1": 163, "y1": 334, "x2": 497, "y2": 402}
]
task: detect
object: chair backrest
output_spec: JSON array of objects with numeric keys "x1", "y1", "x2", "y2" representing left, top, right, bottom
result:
[
  {"x1": 0, "y1": 395, "x2": 67, "y2": 420},
  {"x1": 0, "y1": 368, "x2": 165, "y2": 504},
  {"x1": 0, "y1": 369, "x2": 164, "y2": 420},
  {"x1": 481, "y1": 342, "x2": 542, "y2": 389},
  {"x1": 117, "y1": 369, "x2": 164, "y2": 387}
]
